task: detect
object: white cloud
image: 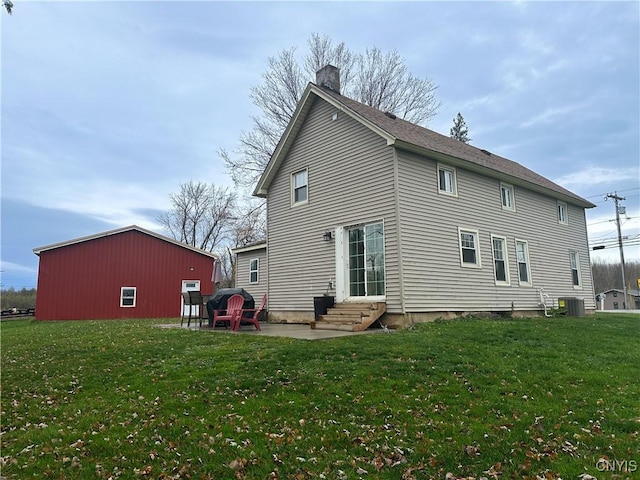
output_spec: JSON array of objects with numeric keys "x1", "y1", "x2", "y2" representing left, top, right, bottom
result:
[
  {"x1": 553, "y1": 166, "x2": 640, "y2": 189},
  {"x1": 0, "y1": 261, "x2": 37, "y2": 275},
  {"x1": 520, "y1": 103, "x2": 587, "y2": 128}
]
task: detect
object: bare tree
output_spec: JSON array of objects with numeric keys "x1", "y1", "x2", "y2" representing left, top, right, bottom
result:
[
  {"x1": 213, "y1": 197, "x2": 267, "y2": 287},
  {"x1": 591, "y1": 258, "x2": 640, "y2": 294},
  {"x1": 450, "y1": 112, "x2": 471, "y2": 144},
  {"x1": 3, "y1": 0, "x2": 13, "y2": 15},
  {"x1": 222, "y1": 33, "x2": 441, "y2": 188},
  {"x1": 158, "y1": 181, "x2": 237, "y2": 252},
  {"x1": 230, "y1": 199, "x2": 266, "y2": 248}
]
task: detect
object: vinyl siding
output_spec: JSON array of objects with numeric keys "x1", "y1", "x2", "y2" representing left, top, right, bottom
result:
[
  {"x1": 396, "y1": 150, "x2": 596, "y2": 312},
  {"x1": 267, "y1": 98, "x2": 400, "y2": 313},
  {"x1": 235, "y1": 248, "x2": 267, "y2": 302}
]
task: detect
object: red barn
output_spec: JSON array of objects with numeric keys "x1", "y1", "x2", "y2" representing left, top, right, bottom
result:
[{"x1": 33, "y1": 225, "x2": 217, "y2": 320}]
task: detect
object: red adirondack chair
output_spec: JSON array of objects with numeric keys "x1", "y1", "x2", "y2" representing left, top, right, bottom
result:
[
  {"x1": 212, "y1": 294, "x2": 245, "y2": 330},
  {"x1": 232, "y1": 294, "x2": 266, "y2": 332}
]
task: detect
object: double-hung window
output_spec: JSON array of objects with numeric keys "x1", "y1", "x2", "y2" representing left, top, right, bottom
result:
[
  {"x1": 557, "y1": 201, "x2": 568, "y2": 224},
  {"x1": 500, "y1": 183, "x2": 515, "y2": 211},
  {"x1": 292, "y1": 169, "x2": 308, "y2": 205},
  {"x1": 515, "y1": 240, "x2": 531, "y2": 286},
  {"x1": 569, "y1": 251, "x2": 581, "y2": 287},
  {"x1": 491, "y1": 235, "x2": 509, "y2": 285},
  {"x1": 249, "y1": 258, "x2": 259, "y2": 284},
  {"x1": 120, "y1": 287, "x2": 136, "y2": 307},
  {"x1": 458, "y1": 228, "x2": 480, "y2": 267},
  {"x1": 438, "y1": 164, "x2": 457, "y2": 196}
]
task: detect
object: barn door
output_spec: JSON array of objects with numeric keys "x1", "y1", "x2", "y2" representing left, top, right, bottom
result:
[{"x1": 181, "y1": 280, "x2": 201, "y2": 316}]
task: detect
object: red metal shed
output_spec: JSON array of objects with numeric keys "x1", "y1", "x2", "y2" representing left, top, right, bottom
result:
[{"x1": 33, "y1": 225, "x2": 217, "y2": 320}]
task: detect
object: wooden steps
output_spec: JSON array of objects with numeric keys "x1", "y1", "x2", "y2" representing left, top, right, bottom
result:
[{"x1": 314, "y1": 302, "x2": 386, "y2": 332}]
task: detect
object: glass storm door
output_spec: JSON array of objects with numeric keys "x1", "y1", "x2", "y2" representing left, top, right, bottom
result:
[{"x1": 347, "y1": 223, "x2": 385, "y2": 298}]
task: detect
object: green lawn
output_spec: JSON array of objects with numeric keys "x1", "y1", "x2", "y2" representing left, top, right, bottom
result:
[{"x1": 1, "y1": 314, "x2": 638, "y2": 479}]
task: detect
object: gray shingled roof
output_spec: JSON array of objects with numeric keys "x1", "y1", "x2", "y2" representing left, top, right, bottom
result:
[
  {"x1": 319, "y1": 86, "x2": 594, "y2": 207},
  {"x1": 255, "y1": 83, "x2": 594, "y2": 208}
]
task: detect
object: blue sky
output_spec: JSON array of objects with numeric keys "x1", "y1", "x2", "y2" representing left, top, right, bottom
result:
[{"x1": 1, "y1": 1, "x2": 639, "y2": 290}]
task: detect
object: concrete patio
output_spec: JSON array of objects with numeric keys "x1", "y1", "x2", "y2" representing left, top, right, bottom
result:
[{"x1": 157, "y1": 321, "x2": 389, "y2": 340}]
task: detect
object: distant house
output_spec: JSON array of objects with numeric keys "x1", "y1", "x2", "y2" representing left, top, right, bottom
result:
[
  {"x1": 235, "y1": 65, "x2": 597, "y2": 329},
  {"x1": 596, "y1": 289, "x2": 640, "y2": 310},
  {"x1": 33, "y1": 225, "x2": 217, "y2": 320}
]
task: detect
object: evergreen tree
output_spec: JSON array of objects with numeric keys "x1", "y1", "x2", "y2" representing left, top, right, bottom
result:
[{"x1": 450, "y1": 112, "x2": 471, "y2": 144}]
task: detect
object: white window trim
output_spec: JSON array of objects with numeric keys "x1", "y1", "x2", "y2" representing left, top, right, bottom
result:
[
  {"x1": 458, "y1": 227, "x2": 481, "y2": 268},
  {"x1": 491, "y1": 234, "x2": 510, "y2": 286},
  {"x1": 515, "y1": 239, "x2": 532, "y2": 287},
  {"x1": 500, "y1": 183, "x2": 515, "y2": 211},
  {"x1": 437, "y1": 164, "x2": 458, "y2": 197},
  {"x1": 249, "y1": 258, "x2": 259, "y2": 284},
  {"x1": 291, "y1": 168, "x2": 309, "y2": 206},
  {"x1": 120, "y1": 286, "x2": 136, "y2": 308},
  {"x1": 557, "y1": 201, "x2": 568, "y2": 225},
  {"x1": 570, "y1": 250, "x2": 582, "y2": 289}
]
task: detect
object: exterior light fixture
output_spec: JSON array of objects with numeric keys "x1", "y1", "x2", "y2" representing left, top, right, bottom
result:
[{"x1": 323, "y1": 230, "x2": 332, "y2": 241}]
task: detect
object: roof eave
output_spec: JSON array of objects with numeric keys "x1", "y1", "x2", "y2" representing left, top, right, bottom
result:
[
  {"x1": 394, "y1": 140, "x2": 596, "y2": 209},
  {"x1": 231, "y1": 241, "x2": 267, "y2": 255},
  {"x1": 253, "y1": 85, "x2": 317, "y2": 197},
  {"x1": 33, "y1": 225, "x2": 219, "y2": 258},
  {"x1": 253, "y1": 84, "x2": 396, "y2": 197}
]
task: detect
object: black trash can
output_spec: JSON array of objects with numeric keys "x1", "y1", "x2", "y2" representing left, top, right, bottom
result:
[{"x1": 313, "y1": 296, "x2": 335, "y2": 320}]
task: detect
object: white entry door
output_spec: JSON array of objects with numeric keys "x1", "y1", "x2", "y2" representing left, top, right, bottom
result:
[
  {"x1": 181, "y1": 280, "x2": 201, "y2": 316},
  {"x1": 335, "y1": 222, "x2": 385, "y2": 302}
]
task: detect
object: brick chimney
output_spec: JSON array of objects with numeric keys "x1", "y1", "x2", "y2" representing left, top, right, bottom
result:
[{"x1": 316, "y1": 65, "x2": 340, "y2": 94}]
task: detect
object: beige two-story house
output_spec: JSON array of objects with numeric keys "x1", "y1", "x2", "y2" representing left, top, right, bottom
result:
[{"x1": 237, "y1": 65, "x2": 596, "y2": 329}]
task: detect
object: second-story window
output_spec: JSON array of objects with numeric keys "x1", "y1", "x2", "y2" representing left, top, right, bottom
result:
[
  {"x1": 292, "y1": 169, "x2": 308, "y2": 205},
  {"x1": 438, "y1": 164, "x2": 457, "y2": 196},
  {"x1": 557, "y1": 201, "x2": 568, "y2": 224},
  {"x1": 501, "y1": 183, "x2": 515, "y2": 211}
]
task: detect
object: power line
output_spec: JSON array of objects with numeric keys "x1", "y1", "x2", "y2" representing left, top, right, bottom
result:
[
  {"x1": 587, "y1": 219, "x2": 615, "y2": 227},
  {"x1": 591, "y1": 238, "x2": 639, "y2": 247},
  {"x1": 585, "y1": 187, "x2": 640, "y2": 200},
  {"x1": 591, "y1": 239, "x2": 640, "y2": 249}
]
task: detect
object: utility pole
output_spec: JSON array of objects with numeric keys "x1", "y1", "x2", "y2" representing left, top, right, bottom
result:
[{"x1": 605, "y1": 192, "x2": 628, "y2": 309}]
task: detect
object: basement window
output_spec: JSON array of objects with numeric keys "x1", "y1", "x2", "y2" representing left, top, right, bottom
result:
[{"x1": 120, "y1": 287, "x2": 137, "y2": 307}]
